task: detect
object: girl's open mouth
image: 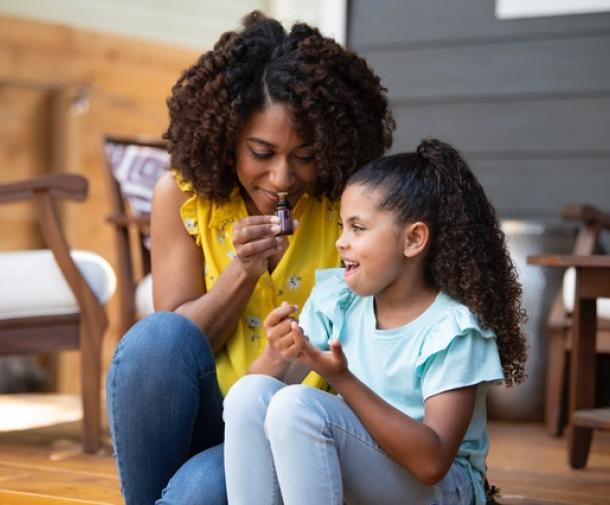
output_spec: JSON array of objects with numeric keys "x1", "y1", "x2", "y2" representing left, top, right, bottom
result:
[{"x1": 342, "y1": 259, "x2": 360, "y2": 276}]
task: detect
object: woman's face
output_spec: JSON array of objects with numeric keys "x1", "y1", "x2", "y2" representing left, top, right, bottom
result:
[{"x1": 234, "y1": 102, "x2": 317, "y2": 216}]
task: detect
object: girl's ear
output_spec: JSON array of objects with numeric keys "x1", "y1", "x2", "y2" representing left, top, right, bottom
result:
[{"x1": 403, "y1": 221, "x2": 430, "y2": 258}]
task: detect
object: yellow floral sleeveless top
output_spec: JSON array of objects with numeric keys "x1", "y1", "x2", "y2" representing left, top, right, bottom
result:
[{"x1": 177, "y1": 177, "x2": 341, "y2": 396}]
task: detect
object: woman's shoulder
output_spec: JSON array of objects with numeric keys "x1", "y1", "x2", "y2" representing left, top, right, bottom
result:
[
  {"x1": 155, "y1": 170, "x2": 186, "y2": 197},
  {"x1": 152, "y1": 171, "x2": 193, "y2": 219},
  {"x1": 158, "y1": 171, "x2": 209, "y2": 243}
]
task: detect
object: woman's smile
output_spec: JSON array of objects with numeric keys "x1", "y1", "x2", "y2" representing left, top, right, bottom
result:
[{"x1": 234, "y1": 102, "x2": 317, "y2": 216}]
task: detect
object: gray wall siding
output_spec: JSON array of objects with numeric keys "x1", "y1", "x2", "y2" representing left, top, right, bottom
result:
[{"x1": 348, "y1": 0, "x2": 610, "y2": 221}]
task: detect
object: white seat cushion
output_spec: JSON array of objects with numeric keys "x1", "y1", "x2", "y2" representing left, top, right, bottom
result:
[
  {"x1": 0, "y1": 249, "x2": 116, "y2": 319},
  {"x1": 135, "y1": 273, "x2": 154, "y2": 319},
  {"x1": 562, "y1": 267, "x2": 610, "y2": 319}
]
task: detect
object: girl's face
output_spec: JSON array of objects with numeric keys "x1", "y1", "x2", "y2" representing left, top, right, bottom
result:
[
  {"x1": 336, "y1": 183, "x2": 408, "y2": 297},
  {"x1": 234, "y1": 102, "x2": 317, "y2": 216}
]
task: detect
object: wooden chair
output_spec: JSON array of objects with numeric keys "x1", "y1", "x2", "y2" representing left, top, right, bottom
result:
[
  {"x1": 103, "y1": 135, "x2": 168, "y2": 337},
  {"x1": 0, "y1": 174, "x2": 116, "y2": 453},
  {"x1": 529, "y1": 204, "x2": 610, "y2": 468},
  {"x1": 540, "y1": 204, "x2": 610, "y2": 437}
]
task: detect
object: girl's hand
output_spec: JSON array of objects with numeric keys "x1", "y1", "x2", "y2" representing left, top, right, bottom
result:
[
  {"x1": 232, "y1": 215, "x2": 287, "y2": 277},
  {"x1": 263, "y1": 302, "x2": 307, "y2": 362},
  {"x1": 298, "y1": 338, "x2": 349, "y2": 384}
]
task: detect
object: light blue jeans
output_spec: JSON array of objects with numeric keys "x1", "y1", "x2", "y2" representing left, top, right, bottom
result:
[
  {"x1": 107, "y1": 312, "x2": 227, "y2": 505},
  {"x1": 223, "y1": 374, "x2": 474, "y2": 505}
]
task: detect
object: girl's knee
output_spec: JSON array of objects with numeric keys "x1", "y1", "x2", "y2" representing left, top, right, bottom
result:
[
  {"x1": 223, "y1": 375, "x2": 285, "y2": 425},
  {"x1": 265, "y1": 384, "x2": 324, "y2": 440}
]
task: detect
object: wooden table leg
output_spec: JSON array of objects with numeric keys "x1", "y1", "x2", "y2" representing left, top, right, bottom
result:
[
  {"x1": 568, "y1": 268, "x2": 598, "y2": 468},
  {"x1": 527, "y1": 255, "x2": 610, "y2": 468}
]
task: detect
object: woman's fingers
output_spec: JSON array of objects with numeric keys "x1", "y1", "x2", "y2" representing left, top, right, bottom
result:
[
  {"x1": 236, "y1": 236, "x2": 283, "y2": 259},
  {"x1": 231, "y1": 215, "x2": 291, "y2": 276},
  {"x1": 233, "y1": 221, "x2": 281, "y2": 245}
]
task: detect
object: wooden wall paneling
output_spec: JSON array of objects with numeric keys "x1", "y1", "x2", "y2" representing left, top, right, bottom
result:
[
  {"x1": 0, "y1": 13, "x2": 199, "y2": 400},
  {"x1": 0, "y1": 86, "x2": 52, "y2": 251}
]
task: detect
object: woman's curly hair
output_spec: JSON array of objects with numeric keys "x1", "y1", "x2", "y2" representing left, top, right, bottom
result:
[
  {"x1": 347, "y1": 139, "x2": 527, "y2": 386},
  {"x1": 164, "y1": 10, "x2": 395, "y2": 201}
]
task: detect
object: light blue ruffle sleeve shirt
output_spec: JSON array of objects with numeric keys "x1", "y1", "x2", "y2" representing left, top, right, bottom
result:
[{"x1": 299, "y1": 268, "x2": 505, "y2": 505}]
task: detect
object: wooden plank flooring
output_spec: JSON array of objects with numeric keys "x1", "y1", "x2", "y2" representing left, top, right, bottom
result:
[{"x1": 0, "y1": 421, "x2": 608, "y2": 504}]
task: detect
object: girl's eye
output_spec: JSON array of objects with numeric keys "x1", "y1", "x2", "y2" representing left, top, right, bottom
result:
[
  {"x1": 251, "y1": 150, "x2": 273, "y2": 160},
  {"x1": 337, "y1": 221, "x2": 343, "y2": 229},
  {"x1": 352, "y1": 224, "x2": 365, "y2": 232}
]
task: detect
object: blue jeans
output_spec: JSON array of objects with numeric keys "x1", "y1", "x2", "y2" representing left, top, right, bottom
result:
[
  {"x1": 107, "y1": 312, "x2": 227, "y2": 505},
  {"x1": 223, "y1": 374, "x2": 475, "y2": 505}
]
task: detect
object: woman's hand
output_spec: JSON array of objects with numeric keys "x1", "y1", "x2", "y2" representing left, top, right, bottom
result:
[{"x1": 232, "y1": 215, "x2": 287, "y2": 277}]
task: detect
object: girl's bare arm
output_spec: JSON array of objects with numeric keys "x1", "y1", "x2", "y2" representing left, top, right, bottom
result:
[
  {"x1": 330, "y1": 367, "x2": 476, "y2": 485},
  {"x1": 292, "y1": 331, "x2": 476, "y2": 485}
]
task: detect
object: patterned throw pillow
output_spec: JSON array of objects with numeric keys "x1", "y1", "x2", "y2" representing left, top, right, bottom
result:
[{"x1": 105, "y1": 141, "x2": 169, "y2": 248}]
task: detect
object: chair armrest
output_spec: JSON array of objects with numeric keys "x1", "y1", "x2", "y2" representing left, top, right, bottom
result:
[
  {"x1": 0, "y1": 174, "x2": 107, "y2": 340},
  {"x1": 562, "y1": 204, "x2": 610, "y2": 230},
  {"x1": 106, "y1": 213, "x2": 150, "y2": 232},
  {"x1": 0, "y1": 174, "x2": 88, "y2": 204}
]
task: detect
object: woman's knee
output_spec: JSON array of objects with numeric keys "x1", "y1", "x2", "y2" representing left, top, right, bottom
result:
[
  {"x1": 223, "y1": 375, "x2": 285, "y2": 426},
  {"x1": 107, "y1": 312, "x2": 212, "y2": 392},
  {"x1": 115, "y1": 312, "x2": 210, "y2": 365},
  {"x1": 157, "y1": 444, "x2": 227, "y2": 505}
]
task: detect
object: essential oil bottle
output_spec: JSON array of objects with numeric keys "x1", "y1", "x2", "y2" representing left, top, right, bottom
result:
[{"x1": 275, "y1": 192, "x2": 293, "y2": 235}]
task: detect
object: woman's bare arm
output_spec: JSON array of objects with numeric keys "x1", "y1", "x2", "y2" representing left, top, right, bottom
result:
[{"x1": 151, "y1": 172, "x2": 260, "y2": 352}]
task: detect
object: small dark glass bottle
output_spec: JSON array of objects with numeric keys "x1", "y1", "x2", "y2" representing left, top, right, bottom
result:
[{"x1": 275, "y1": 192, "x2": 293, "y2": 235}]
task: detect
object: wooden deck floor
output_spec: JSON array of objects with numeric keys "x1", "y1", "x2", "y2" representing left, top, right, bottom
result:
[{"x1": 0, "y1": 420, "x2": 608, "y2": 504}]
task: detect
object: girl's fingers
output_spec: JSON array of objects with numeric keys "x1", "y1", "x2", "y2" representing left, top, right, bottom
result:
[
  {"x1": 264, "y1": 302, "x2": 297, "y2": 329},
  {"x1": 330, "y1": 339, "x2": 343, "y2": 356}
]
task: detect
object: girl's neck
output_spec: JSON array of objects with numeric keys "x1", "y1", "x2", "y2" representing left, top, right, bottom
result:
[{"x1": 373, "y1": 272, "x2": 439, "y2": 330}]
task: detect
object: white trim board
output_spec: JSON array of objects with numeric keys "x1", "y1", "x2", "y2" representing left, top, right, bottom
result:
[{"x1": 496, "y1": 0, "x2": 610, "y2": 19}]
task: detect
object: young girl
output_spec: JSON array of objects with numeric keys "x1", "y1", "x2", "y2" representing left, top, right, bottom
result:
[{"x1": 223, "y1": 139, "x2": 526, "y2": 505}]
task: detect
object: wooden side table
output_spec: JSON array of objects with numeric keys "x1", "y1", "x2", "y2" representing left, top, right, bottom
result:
[{"x1": 527, "y1": 254, "x2": 610, "y2": 468}]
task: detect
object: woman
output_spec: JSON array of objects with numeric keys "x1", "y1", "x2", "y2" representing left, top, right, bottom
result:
[{"x1": 107, "y1": 10, "x2": 394, "y2": 505}]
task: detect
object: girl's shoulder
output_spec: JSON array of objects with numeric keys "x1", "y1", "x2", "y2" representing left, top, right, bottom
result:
[
  {"x1": 416, "y1": 293, "x2": 504, "y2": 391},
  {"x1": 415, "y1": 293, "x2": 499, "y2": 368},
  {"x1": 432, "y1": 293, "x2": 495, "y2": 337}
]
